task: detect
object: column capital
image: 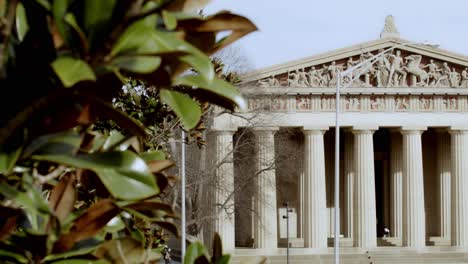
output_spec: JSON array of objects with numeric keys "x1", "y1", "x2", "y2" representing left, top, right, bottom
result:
[
  {"x1": 351, "y1": 129, "x2": 375, "y2": 135},
  {"x1": 400, "y1": 130, "x2": 424, "y2": 136},
  {"x1": 207, "y1": 129, "x2": 236, "y2": 136},
  {"x1": 448, "y1": 129, "x2": 468, "y2": 135},
  {"x1": 400, "y1": 126, "x2": 427, "y2": 133},
  {"x1": 250, "y1": 127, "x2": 279, "y2": 137},
  {"x1": 303, "y1": 129, "x2": 326, "y2": 136}
]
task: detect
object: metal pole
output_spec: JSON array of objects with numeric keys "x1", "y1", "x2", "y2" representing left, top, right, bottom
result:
[
  {"x1": 334, "y1": 73, "x2": 341, "y2": 264},
  {"x1": 181, "y1": 130, "x2": 186, "y2": 260},
  {"x1": 283, "y1": 202, "x2": 291, "y2": 264}
]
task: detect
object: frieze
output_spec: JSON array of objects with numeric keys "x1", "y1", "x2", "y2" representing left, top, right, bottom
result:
[
  {"x1": 250, "y1": 50, "x2": 468, "y2": 89},
  {"x1": 370, "y1": 96, "x2": 386, "y2": 111},
  {"x1": 246, "y1": 94, "x2": 468, "y2": 114}
]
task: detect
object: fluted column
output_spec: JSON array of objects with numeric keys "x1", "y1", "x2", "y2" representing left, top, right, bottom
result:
[
  {"x1": 353, "y1": 130, "x2": 377, "y2": 248},
  {"x1": 210, "y1": 130, "x2": 236, "y2": 250},
  {"x1": 450, "y1": 130, "x2": 468, "y2": 247},
  {"x1": 436, "y1": 130, "x2": 451, "y2": 240},
  {"x1": 401, "y1": 130, "x2": 426, "y2": 249},
  {"x1": 344, "y1": 131, "x2": 354, "y2": 239},
  {"x1": 252, "y1": 128, "x2": 278, "y2": 249},
  {"x1": 390, "y1": 131, "x2": 403, "y2": 239},
  {"x1": 302, "y1": 129, "x2": 327, "y2": 248}
]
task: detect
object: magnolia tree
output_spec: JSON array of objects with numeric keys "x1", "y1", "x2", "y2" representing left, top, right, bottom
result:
[{"x1": 0, "y1": 0, "x2": 259, "y2": 263}]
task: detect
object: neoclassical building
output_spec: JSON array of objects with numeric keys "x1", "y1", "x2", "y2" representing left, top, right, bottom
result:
[{"x1": 205, "y1": 16, "x2": 468, "y2": 258}]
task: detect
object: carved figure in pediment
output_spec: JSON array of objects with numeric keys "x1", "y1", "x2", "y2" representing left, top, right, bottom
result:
[
  {"x1": 460, "y1": 68, "x2": 468, "y2": 88},
  {"x1": 403, "y1": 54, "x2": 428, "y2": 87},
  {"x1": 449, "y1": 67, "x2": 460, "y2": 87},
  {"x1": 423, "y1": 59, "x2": 442, "y2": 86},
  {"x1": 387, "y1": 50, "x2": 407, "y2": 87},
  {"x1": 437, "y1": 62, "x2": 452, "y2": 87},
  {"x1": 307, "y1": 67, "x2": 325, "y2": 87},
  {"x1": 257, "y1": 75, "x2": 280, "y2": 87},
  {"x1": 357, "y1": 53, "x2": 377, "y2": 87},
  {"x1": 375, "y1": 49, "x2": 390, "y2": 87},
  {"x1": 297, "y1": 68, "x2": 310, "y2": 87},
  {"x1": 288, "y1": 70, "x2": 300, "y2": 87},
  {"x1": 327, "y1": 61, "x2": 340, "y2": 87}
]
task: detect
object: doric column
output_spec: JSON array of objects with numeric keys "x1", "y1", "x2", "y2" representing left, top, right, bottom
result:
[
  {"x1": 302, "y1": 129, "x2": 327, "y2": 248},
  {"x1": 436, "y1": 130, "x2": 451, "y2": 240},
  {"x1": 390, "y1": 130, "x2": 403, "y2": 239},
  {"x1": 344, "y1": 131, "x2": 354, "y2": 239},
  {"x1": 449, "y1": 130, "x2": 468, "y2": 247},
  {"x1": 401, "y1": 130, "x2": 426, "y2": 249},
  {"x1": 208, "y1": 130, "x2": 236, "y2": 251},
  {"x1": 353, "y1": 130, "x2": 377, "y2": 248},
  {"x1": 252, "y1": 128, "x2": 278, "y2": 249}
]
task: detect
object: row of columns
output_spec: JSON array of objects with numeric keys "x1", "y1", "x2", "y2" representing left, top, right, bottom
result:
[{"x1": 208, "y1": 127, "x2": 468, "y2": 250}]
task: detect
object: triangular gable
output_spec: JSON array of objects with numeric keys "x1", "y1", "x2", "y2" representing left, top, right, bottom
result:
[{"x1": 239, "y1": 37, "x2": 468, "y2": 88}]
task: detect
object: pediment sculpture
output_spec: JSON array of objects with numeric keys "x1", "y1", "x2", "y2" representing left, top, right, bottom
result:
[{"x1": 252, "y1": 50, "x2": 468, "y2": 88}]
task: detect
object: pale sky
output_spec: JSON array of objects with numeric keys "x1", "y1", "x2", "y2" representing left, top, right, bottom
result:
[{"x1": 205, "y1": 0, "x2": 468, "y2": 70}]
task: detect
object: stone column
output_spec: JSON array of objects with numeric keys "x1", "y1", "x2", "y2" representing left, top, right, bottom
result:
[
  {"x1": 353, "y1": 130, "x2": 377, "y2": 248},
  {"x1": 436, "y1": 130, "x2": 451, "y2": 240},
  {"x1": 252, "y1": 128, "x2": 278, "y2": 249},
  {"x1": 390, "y1": 130, "x2": 403, "y2": 239},
  {"x1": 344, "y1": 131, "x2": 354, "y2": 239},
  {"x1": 210, "y1": 130, "x2": 236, "y2": 250},
  {"x1": 450, "y1": 130, "x2": 468, "y2": 247},
  {"x1": 401, "y1": 130, "x2": 426, "y2": 249},
  {"x1": 302, "y1": 129, "x2": 327, "y2": 248}
]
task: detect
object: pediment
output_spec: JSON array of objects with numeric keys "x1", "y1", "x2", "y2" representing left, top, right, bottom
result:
[{"x1": 240, "y1": 37, "x2": 468, "y2": 89}]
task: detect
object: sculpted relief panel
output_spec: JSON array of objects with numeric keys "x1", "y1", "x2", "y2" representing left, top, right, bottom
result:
[
  {"x1": 245, "y1": 94, "x2": 467, "y2": 113},
  {"x1": 251, "y1": 50, "x2": 468, "y2": 88}
]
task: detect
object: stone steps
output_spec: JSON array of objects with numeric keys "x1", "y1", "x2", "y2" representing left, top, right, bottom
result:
[{"x1": 232, "y1": 252, "x2": 468, "y2": 264}]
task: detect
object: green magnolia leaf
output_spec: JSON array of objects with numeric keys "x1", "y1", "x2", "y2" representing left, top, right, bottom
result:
[
  {"x1": 217, "y1": 255, "x2": 231, "y2": 264},
  {"x1": 162, "y1": 10, "x2": 177, "y2": 30},
  {"x1": 141, "y1": 150, "x2": 166, "y2": 161},
  {"x1": 32, "y1": 151, "x2": 159, "y2": 200},
  {"x1": 64, "y1": 13, "x2": 88, "y2": 51},
  {"x1": 35, "y1": 0, "x2": 51, "y2": 10},
  {"x1": 0, "y1": 184, "x2": 52, "y2": 216},
  {"x1": 52, "y1": 0, "x2": 70, "y2": 39},
  {"x1": 94, "y1": 238, "x2": 147, "y2": 263},
  {"x1": 51, "y1": 260, "x2": 110, "y2": 264},
  {"x1": 104, "y1": 216, "x2": 125, "y2": 233},
  {"x1": 15, "y1": 2, "x2": 29, "y2": 42},
  {"x1": 43, "y1": 243, "x2": 97, "y2": 261},
  {"x1": 0, "y1": 145, "x2": 22, "y2": 174},
  {"x1": 111, "y1": 55, "x2": 162, "y2": 73},
  {"x1": 175, "y1": 75, "x2": 246, "y2": 110},
  {"x1": 184, "y1": 241, "x2": 207, "y2": 264},
  {"x1": 0, "y1": 249, "x2": 28, "y2": 263},
  {"x1": 160, "y1": 89, "x2": 201, "y2": 130},
  {"x1": 23, "y1": 130, "x2": 82, "y2": 158},
  {"x1": 83, "y1": 0, "x2": 117, "y2": 47},
  {"x1": 51, "y1": 57, "x2": 96, "y2": 87}
]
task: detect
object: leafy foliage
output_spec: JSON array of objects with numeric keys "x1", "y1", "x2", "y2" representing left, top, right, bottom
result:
[{"x1": 0, "y1": 0, "x2": 256, "y2": 263}]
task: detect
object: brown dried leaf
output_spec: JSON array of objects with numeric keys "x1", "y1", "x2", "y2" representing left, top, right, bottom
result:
[
  {"x1": 54, "y1": 199, "x2": 119, "y2": 252},
  {"x1": 0, "y1": 206, "x2": 21, "y2": 240},
  {"x1": 177, "y1": 12, "x2": 258, "y2": 55},
  {"x1": 48, "y1": 173, "x2": 76, "y2": 224},
  {"x1": 147, "y1": 160, "x2": 174, "y2": 173},
  {"x1": 166, "y1": 0, "x2": 211, "y2": 12}
]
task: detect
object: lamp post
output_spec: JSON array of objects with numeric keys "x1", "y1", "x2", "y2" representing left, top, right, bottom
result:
[
  {"x1": 283, "y1": 201, "x2": 293, "y2": 264},
  {"x1": 333, "y1": 41, "x2": 436, "y2": 264}
]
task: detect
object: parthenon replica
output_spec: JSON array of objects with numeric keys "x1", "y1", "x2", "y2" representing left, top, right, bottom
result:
[{"x1": 204, "y1": 16, "x2": 468, "y2": 262}]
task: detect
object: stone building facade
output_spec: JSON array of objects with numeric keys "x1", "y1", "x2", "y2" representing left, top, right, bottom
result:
[{"x1": 205, "y1": 17, "x2": 468, "y2": 256}]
